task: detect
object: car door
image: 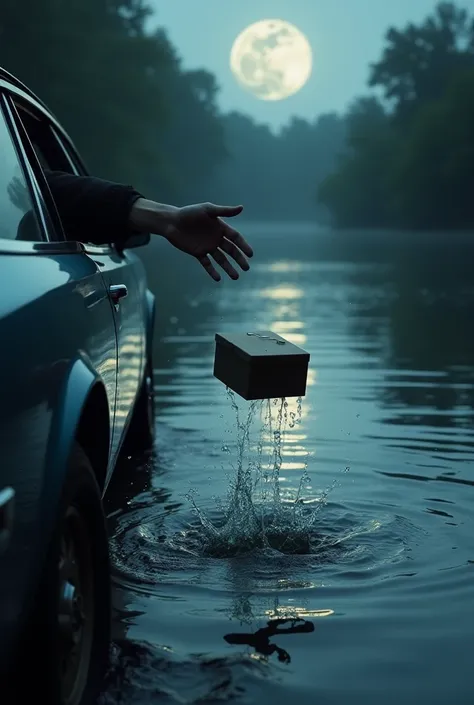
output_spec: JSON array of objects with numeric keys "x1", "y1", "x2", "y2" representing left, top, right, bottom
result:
[
  {"x1": 78, "y1": 240, "x2": 146, "y2": 458},
  {"x1": 0, "y1": 87, "x2": 118, "y2": 668},
  {"x1": 15, "y1": 101, "x2": 146, "y2": 459}
]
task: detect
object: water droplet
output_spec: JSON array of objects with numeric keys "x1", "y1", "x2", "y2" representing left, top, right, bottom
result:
[{"x1": 181, "y1": 393, "x2": 347, "y2": 559}]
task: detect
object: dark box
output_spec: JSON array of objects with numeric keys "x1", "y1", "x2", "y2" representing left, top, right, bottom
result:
[{"x1": 213, "y1": 331, "x2": 310, "y2": 401}]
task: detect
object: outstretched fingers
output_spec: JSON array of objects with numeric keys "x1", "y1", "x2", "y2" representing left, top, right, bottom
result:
[
  {"x1": 205, "y1": 202, "x2": 253, "y2": 258},
  {"x1": 220, "y1": 237, "x2": 250, "y2": 271},
  {"x1": 221, "y1": 222, "x2": 253, "y2": 258},
  {"x1": 198, "y1": 255, "x2": 221, "y2": 282},
  {"x1": 211, "y1": 248, "x2": 239, "y2": 280},
  {"x1": 198, "y1": 247, "x2": 245, "y2": 281}
]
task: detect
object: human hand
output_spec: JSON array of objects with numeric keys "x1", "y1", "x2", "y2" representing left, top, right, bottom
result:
[{"x1": 167, "y1": 202, "x2": 253, "y2": 281}]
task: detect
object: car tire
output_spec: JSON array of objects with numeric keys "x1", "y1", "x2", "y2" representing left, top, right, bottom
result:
[
  {"x1": 17, "y1": 443, "x2": 111, "y2": 705},
  {"x1": 124, "y1": 355, "x2": 155, "y2": 453}
]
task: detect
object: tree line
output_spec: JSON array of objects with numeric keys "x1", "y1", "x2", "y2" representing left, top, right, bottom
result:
[
  {"x1": 0, "y1": 0, "x2": 225, "y2": 203},
  {"x1": 318, "y1": 2, "x2": 474, "y2": 230},
  {"x1": 0, "y1": 0, "x2": 344, "y2": 221},
  {"x1": 1, "y1": 1, "x2": 472, "y2": 229}
]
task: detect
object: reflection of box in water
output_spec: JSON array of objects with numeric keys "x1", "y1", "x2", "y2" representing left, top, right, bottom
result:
[{"x1": 213, "y1": 331, "x2": 310, "y2": 401}]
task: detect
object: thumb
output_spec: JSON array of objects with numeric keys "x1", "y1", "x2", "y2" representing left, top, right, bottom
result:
[{"x1": 206, "y1": 203, "x2": 244, "y2": 218}]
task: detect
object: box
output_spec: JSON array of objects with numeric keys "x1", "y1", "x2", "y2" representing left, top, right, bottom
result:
[{"x1": 213, "y1": 331, "x2": 310, "y2": 401}]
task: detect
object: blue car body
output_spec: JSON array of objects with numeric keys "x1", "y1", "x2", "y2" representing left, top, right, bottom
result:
[{"x1": 0, "y1": 68, "x2": 154, "y2": 670}]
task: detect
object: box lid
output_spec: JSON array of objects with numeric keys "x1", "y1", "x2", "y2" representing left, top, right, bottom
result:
[{"x1": 215, "y1": 331, "x2": 310, "y2": 361}]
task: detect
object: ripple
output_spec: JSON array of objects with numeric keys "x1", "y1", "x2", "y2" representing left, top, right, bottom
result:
[
  {"x1": 106, "y1": 238, "x2": 474, "y2": 705},
  {"x1": 110, "y1": 497, "x2": 409, "y2": 596},
  {"x1": 100, "y1": 640, "x2": 270, "y2": 705}
]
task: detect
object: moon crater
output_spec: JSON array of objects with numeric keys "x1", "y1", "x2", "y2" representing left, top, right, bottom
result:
[{"x1": 230, "y1": 19, "x2": 313, "y2": 101}]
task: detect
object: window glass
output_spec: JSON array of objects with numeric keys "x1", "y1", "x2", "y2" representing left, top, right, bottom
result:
[
  {"x1": 31, "y1": 138, "x2": 50, "y2": 170},
  {"x1": 16, "y1": 103, "x2": 72, "y2": 173},
  {"x1": 50, "y1": 127, "x2": 81, "y2": 175},
  {"x1": 0, "y1": 110, "x2": 42, "y2": 241}
]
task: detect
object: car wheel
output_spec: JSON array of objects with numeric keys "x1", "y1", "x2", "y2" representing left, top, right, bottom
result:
[
  {"x1": 124, "y1": 356, "x2": 155, "y2": 453},
  {"x1": 18, "y1": 443, "x2": 111, "y2": 705}
]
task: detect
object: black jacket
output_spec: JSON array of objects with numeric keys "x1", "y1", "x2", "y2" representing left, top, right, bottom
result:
[{"x1": 45, "y1": 170, "x2": 143, "y2": 246}]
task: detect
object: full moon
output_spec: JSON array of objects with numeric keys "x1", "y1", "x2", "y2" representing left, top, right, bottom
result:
[{"x1": 230, "y1": 19, "x2": 312, "y2": 101}]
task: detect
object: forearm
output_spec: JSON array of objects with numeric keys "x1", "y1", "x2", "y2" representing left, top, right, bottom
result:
[
  {"x1": 45, "y1": 170, "x2": 145, "y2": 245},
  {"x1": 43, "y1": 171, "x2": 252, "y2": 283},
  {"x1": 128, "y1": 198, "x2": 178, "y2": 238}
]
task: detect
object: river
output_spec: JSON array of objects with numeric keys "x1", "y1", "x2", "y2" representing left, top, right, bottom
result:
[{"x1": 102, "y1": 224, "x2": 474, "y2": 705}]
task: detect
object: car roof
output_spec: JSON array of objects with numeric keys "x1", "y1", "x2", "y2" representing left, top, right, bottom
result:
[
  {"x1": 0, "y1": 66, "x2": 51, "y2": 114},
  {"x1": 0, "y1": 65, "x2": 85, "y2": 169}
]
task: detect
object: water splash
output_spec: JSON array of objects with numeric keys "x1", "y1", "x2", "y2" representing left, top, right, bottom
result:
[{"x1": 188, "y1": 391, "x2": 343, "y2": 557}]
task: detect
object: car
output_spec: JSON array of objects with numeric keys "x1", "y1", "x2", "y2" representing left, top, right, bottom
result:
[{"x1": 0, "y1": 66, "x2": 155, "y2": 704}]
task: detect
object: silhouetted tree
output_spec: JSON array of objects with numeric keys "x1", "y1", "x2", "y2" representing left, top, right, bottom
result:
[
  {"x1": 0, "y1": 0, "x2": 225, "y2": 197},
  {"x1": 318, "y1": 1, "x2": 474, "y2": 230},
  {"x1": 370, "y1": 2, "x2": 474, "y2": 121},
  {"x1": 318, "y1": 98, "x2": 396, "y2": 227},
  {"x1": 208, "y1": 111, "x2": 346, "y2": 221}
]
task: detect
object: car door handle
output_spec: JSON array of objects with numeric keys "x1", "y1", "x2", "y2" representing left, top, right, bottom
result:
[
  {"x1": 0, "y1": 487, "x2": 15, "y2": 554},
  {"x1": 109, "y1": 284, "x2": 128, "y2": 306}
]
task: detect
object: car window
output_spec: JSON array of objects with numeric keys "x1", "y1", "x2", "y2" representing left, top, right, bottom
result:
[
  {"x1": 15, "y1": 102, "x2": 112, "y2": 249},
  {"x1": 0, "y1": 109, "x2": 42, "y2": 242},
  {"x1": 50, "y1": 127, "x2": 82, "y2": 175},
  {"x1": 15, "y1": 103, "x2": 74, "y2": 174}
]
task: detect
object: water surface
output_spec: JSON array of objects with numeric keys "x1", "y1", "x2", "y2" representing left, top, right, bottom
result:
[{"x1": 103, "y1": 225, "x2": 474, "y2": 705}]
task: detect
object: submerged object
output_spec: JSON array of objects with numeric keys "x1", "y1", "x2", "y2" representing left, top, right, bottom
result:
[{"x1": 213, "y1": 331, "x2": 310, "y2": 400}]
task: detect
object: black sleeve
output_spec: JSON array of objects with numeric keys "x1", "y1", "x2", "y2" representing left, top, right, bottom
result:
[{"x1": 44, "y1": 170, "x2": 144, "y2": 246}]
